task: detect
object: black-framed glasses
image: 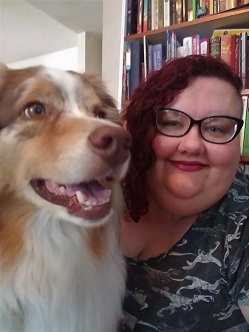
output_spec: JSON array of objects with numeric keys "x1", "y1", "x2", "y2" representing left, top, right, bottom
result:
[{"x1": 156, "y1": 108, "x2": 244, "y2": 144}]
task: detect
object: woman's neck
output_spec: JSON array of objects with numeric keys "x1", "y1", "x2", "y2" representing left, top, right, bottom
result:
[{"x1": 120, "y1": 209, "x2": 198, "y2": 260}]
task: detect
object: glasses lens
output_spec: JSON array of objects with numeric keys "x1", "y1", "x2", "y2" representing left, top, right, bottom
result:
[
  {"x1": 156, "y1": 109, "x2": 190, "y2": 137},
  {"x1": 201, "y1": 117, "x2": 239, "y2": 143}
]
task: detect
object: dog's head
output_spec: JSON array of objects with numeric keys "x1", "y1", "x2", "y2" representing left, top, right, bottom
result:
[{"x1": 0, "y1": 65, "x2": 131, "y2": 227}]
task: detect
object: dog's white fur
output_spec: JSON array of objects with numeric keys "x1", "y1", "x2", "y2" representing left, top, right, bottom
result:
[{"x1": 0, "y1": 65, "x2": 130, "y2": 332}]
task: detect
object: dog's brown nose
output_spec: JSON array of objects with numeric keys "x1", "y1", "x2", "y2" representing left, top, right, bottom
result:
[{"x1": 89, "y1": 126, "x2": 131, "y2": 164}]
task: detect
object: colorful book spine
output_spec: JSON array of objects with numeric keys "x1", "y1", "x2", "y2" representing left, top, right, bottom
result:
[
  {"x1": 129, "y1": 40, "x2": 142, "y2": 98},
  {"x1": 241, "y1": 95, "x2": 248, "y2": 154},
  {"x1": 200, "y1": 38, "x2": 210, "y2": 56},
  {"x1": 210, "y1": 36, "x2": 221, "y2": 58},
  {"x1": 183, "y1": 36, "x2": 193, "y2": 56},
  {"x1": 152, "y1": 44, "x2": 165, "y2": 70},
  {"x1": 151, "y1": 0, "x2": 159, "y2": 30},
  {"x1": 163, "y1": 0, "x2": 170, "y2": 26},
  {"x1": 175, "y1": 0, "x2": 183, "y2": 23},
  {"x1": 221, "y1": 34, "x2": 232, "y2": 65},
  {"x1": 143, "y1": 0, "x2": 149, "y2": 32},
  {"x1": 137, "y1": 0, "x2": 144, "y2": 33},
  {"x1": 147, "y1": 44, "x2": 154, "y2": 74},
  {"x1": 242, "y1": 97, "x2": 249, "y2": 156},
  {"x1": 158, "y1": 0, "x2": 164, "y2": 27},
  {"x1": 126, "y1": 0, "x2": 138, "y2": 36},
  {"x1": 192, "y1": 34, "x2": 201, "y2": 54},
  {"x1": 240, "y1": 32, "x2": 248, "y2": 89}
]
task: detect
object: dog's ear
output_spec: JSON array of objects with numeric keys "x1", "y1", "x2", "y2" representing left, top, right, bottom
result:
[
  {"x1": 0, "y1": 64, "x2": 18, "y2": 130},
  {"x1": 82, "y1": 74, "x2": 118, "y2": 110},
  {"x1": 0, "y1": 63, "x2": 8, "y2": 70}
]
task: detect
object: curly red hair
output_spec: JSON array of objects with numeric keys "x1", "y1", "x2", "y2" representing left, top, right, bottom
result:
[{"x1": 122, "y1": 55, "x2": 243, "y2": 222}]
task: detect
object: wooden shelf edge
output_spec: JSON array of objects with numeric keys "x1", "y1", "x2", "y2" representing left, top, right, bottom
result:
[
  {"x1": 124, "y1": 6, "x2": 249, "y2": 41},
  {"x1": 240, "y1": 156, "x2": 249, "y2": 164},
  {"x1": 242, "y1": 89, "x2": 249, "y2": 95}
]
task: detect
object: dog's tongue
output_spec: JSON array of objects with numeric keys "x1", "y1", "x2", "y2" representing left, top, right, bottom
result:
[
  {"x1": 41, "y1": 179, "x2": 112, "y2": 219},
  {"x1": 44, "y1": 180, "x2": 110, "y2": 204}
]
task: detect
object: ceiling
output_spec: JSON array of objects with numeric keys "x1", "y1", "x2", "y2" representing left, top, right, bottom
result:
[{"x1": 0, "y1": 0, "x2": 103, "y2": 64}]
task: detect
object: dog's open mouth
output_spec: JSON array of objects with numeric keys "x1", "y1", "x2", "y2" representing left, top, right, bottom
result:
[{"x1": 30, "y1": 179, "x2": 112, "y2": 220}]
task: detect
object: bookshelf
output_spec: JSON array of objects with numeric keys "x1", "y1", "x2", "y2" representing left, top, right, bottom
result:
[
  {"x1": 124, "y1": 6, "x2": 249, "y2": 44},
  {"x1": 121, "y1": 4, "x2": 249, "y2": 164}
]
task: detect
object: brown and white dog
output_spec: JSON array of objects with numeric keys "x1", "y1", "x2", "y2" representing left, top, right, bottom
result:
[{"x1": 0, "y1": 64, "x2": 131, "y2": 332}]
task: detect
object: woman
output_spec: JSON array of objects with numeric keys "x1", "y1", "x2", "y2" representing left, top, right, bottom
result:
[{"x1": 120, "y1": 55, "x2": 249, "y2": 331}]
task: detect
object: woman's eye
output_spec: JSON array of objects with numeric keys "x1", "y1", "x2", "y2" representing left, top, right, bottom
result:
[
  {"x1": 23, "y1": 104, "x2": 46, "y2": 119},
  {"x1": 161, "y1": 120, "x2": 182, "y2": 127}
]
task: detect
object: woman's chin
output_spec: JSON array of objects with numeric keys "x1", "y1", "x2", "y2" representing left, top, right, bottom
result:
[{"x1": 166, "y1": 173, "x2": 203, "y2": 199}]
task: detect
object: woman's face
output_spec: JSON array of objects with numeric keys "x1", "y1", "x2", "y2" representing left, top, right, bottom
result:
[{"x1": 146, "y1": 76, "x2": 242, "y2": 217}]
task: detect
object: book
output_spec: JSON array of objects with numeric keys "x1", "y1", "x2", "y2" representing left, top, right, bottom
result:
[
  {"x1": 152, "y1": 44, "x2": 165, "y2": 70},
  {"x1": 125, "y1": 43, "x2": 131, "y2": 100},
  {"x1": 186, "y1": 0, "x2": 194, "y2": 20},
  {"x1": 129, "y1": 40, "x2": 143, "y2": 98},
  {"x1": 122, "y1": 50, "x2": 127, "y2": 101},
  {"x1": 151, "y1": 0, "x2": 159, "y2": 30},
  {"x1": 219, "y1": 0, "x2": 226, "y2": 11},
  {"x1": 210, "y1": 36, "x2": 221, "y2": 58},
  {"x1": 143, "y1": 0, "x2": 149, "y2": 32},
  {"x1": 165, "y1": 29, "x2": 172, "y2": 61},
  {"x1": 137, "y1": 0, "x2": 144, "y2": 33},
  {"x1": 163, "y1": 0, "x2": 170, "y2": 26},
  {"x1": 170, "y1": 0, "x2": 177, "y2": 24},
  {"x1": 158, "y1": 0, "x2": 164, "y2": 27},
  {"x1": 213, "y1": 0, "x2": 219, "y2": 13},
  {"x1": 240, "y1": 32, "x2": 248, "y2": 89},
  {"x1": 234, "y1": 34, "x2": 241, "y2": 76},
  {"x1": 175, "y1": 0, "x2": 184, "y2": 23},
  {"x1": 126, "y1": 0, "x2": 139, "y2": 35},
  {"x1": 242, "y1": 96, "x2": 249, "y2": 156},
  {"x1": 192, "y1": 34, "x2": 201, "y2": 54},
  {"x1": 196, "y1": 0, "x2": 208, "y2": 17},
  {"x1": 212, "y1": 28, "x2": 249, "y2": 37},
  {"x1": 171, "y1": 30, "x2": 178, "y2": 59},
  {"x1": 221, "y1": 34, "x2": 232, "y2": 65},
  {"x1": 200, "y1": 38, "x2": 209, "y2": 56},
  {"x1": 148, "y1": 0, "x2": 152, "y2": 30},
  {"x1": 183, "y1": 36, "x2": 193, "y2": 56},
  {"x1": 147, "y1": 43, "x2": 154, "y2": 74},
  {"x1": 226, "y1": 0, "x2": 236, "y2": 9},
  {"x1": 246, "y1": 39, "x2": 249, "y2": 89},
  {"x1": 241, "y1": 95, "x2": 248, "y2": 154},
  {"x1": 143, "y1": 35, "x2": 148, "y2": 79}
]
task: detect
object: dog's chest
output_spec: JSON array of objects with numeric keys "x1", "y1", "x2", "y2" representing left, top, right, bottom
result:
[{"x1": 2, "y1": 216, "x2": 126, "y2": 332}]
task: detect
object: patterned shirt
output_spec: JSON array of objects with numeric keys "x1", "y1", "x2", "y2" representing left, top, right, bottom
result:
[{"x1": 121, "y1": 170, "x2": 249, "y2": 332}]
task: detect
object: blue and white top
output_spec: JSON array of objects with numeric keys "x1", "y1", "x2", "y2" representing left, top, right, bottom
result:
[{"x1": 121, "y1": 170, "x2": 249, "y2": 332}]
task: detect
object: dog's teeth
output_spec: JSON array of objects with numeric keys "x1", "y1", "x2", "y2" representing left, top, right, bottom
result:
[
  {"x1": 59, "y1": 186, "x2": 66, "y2": 195},
  {"x1": 51, "y1": 181, "x2": 59, "y2": 188},
  {"x1": 76, "y1": 191, "x2": 86, "y2": 204}
]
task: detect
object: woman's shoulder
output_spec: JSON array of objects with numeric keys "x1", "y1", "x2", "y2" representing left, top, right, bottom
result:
[
  {"x1": 222, "y1": 170, "x2": 249, "y2": 212},
  {"x1": 230, "y1": 170, "x2": 249, "y2": 197}
]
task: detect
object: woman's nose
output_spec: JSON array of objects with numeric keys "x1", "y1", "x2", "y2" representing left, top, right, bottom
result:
[{"x1": 177, "y1": 125, "x2": 205, "y2": 155}]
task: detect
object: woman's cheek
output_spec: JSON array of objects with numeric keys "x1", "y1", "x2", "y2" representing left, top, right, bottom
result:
[{"x1": 151, "y1": 135, "x2": 177, "y2": 159}]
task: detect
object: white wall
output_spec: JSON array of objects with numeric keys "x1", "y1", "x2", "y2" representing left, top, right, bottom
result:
[
  {"x1": 102, "y1": 0, "x2": 125, "y2": 107},
  {"x1": 8, "y1": 32, "x2": 102, "y2": 77},
  {"x1": 8, "y1": 47, "x2": 78, "y2": 71}
]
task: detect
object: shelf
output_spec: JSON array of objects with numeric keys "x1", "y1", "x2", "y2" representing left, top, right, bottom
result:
[
  {"x1": 241, "y1": 156, "x2": 249, "y2": 164},
  {"x1": 124, "y1": 6, "x2": 249, "y2": 44}
]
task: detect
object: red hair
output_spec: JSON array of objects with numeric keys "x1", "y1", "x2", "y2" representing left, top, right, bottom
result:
[{"x1": 122, "y1": 55, "x2": 243, "y2": 222}]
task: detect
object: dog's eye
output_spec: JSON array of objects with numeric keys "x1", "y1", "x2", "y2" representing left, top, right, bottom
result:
[
  {"x1": 23, "y1": 104, "x2": 46, "y2": 119},
  {"x1": 93, "y1": 106, "x2": 106, "y2": 119}
]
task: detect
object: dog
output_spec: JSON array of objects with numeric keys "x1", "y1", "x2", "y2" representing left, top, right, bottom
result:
[{"x1": 0, "y1": 64, "x2": 131, "y2": 332}]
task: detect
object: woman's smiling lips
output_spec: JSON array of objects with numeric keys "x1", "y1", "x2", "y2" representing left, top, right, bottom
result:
[{"x1": 170, "y1": 160, "x2": 207, "y2": 172}]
